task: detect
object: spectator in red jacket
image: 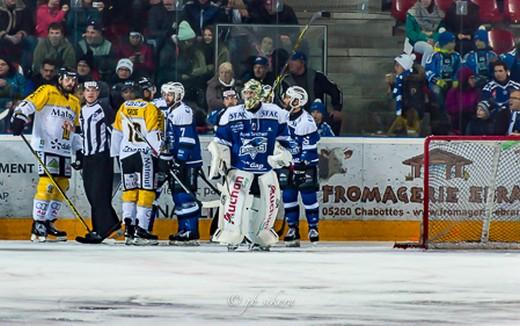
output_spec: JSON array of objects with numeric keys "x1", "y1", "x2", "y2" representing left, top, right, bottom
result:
[
  {"x1": 35, "y1": 0, "x2": 69, "y2": 38},
  {"x1": 116, "y1": 31, "x2": 155, "y2": 79}
]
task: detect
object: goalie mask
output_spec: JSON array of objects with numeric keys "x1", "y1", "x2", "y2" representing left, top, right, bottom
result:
[
  {"x1": 161, "y1": 82, "x2": 185, "y2": 106},
  {"x1": 284, "y1": 85, "x2": 308, "y2": 111},
  {"x1": 241, "y1": 79, "x2": 263, "y2": 110}
]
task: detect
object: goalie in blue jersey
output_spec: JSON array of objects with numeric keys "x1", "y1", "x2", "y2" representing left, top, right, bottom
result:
[{"x1": 208, "y1": 79, "x2": 294, "y2": 251}]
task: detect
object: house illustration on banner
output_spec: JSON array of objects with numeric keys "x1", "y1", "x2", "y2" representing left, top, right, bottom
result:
[{"x1": 402, "y1": 149, "x2": 473, "y2": 181}]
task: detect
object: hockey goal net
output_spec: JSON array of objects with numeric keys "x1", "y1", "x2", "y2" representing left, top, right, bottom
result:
[{"x1": 399, "y1": 136, "x2": 520, "y2": 249}]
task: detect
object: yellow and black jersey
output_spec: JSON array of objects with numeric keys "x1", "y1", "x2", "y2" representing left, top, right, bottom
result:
[
  {"x1": 111, "y1": 99, "x2": 163, "y2": 159},
  {"x1": 14, "y1": 84, "x2": 81, "y2": 157}
]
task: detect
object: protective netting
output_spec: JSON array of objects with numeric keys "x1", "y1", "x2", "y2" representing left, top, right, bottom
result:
[{"x1": 426, "y1": 138, "x2": 520, "y2": 248}]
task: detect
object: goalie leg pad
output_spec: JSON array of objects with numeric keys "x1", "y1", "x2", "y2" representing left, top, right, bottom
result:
[
  {"x1": 247, "y1": 170, "x2": 280, "y2": 247},
  {"x1": 212, "y1": 169, "x2": 254, "y2": 245}
]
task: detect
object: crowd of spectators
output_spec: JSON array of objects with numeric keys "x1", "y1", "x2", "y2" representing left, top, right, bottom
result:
[
  {"x1": 387, "y1": 0, "x2": 520, "y2": 137},
  {"x1": 0, "y1": 0, "x2": 344, "y2": 135}
]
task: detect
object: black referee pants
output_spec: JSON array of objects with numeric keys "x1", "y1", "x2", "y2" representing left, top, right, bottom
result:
[{"x1": 82, "y1": 151, "x2": 120, "y2": 238}]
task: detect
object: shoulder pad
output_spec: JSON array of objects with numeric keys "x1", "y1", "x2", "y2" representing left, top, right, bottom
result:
[{"x1": 295, "y1": 111, "x2": 318, "y2": 136}]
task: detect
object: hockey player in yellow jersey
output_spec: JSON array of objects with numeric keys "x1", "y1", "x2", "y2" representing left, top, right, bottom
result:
[
  {"x1": 11, "y1": 68, "x2": 82, "y2": 242},
  {"x1": 110, "y1": 81, "x2": 164, "y2": 245}
]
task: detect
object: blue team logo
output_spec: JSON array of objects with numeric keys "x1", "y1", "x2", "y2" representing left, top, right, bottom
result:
[{"x1": 239, "y1": 137, "x2": 267, "y2": 159}]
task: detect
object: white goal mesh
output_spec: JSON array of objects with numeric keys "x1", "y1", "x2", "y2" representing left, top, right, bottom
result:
[{"x1": 424, "y1": 136, "x2": 520, "y2": 249}]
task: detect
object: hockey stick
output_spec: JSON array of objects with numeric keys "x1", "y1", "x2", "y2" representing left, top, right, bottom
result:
[
  {"x1": 20, "y1": 134, "x2": 92, "y2": 233},
  {"x1": 266, "y1": 10, "x2": 327, "y2": 101}
]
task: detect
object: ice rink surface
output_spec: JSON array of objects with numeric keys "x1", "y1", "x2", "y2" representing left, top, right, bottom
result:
[{"x1": 0, "y1": 241, "x2": 520, "y2": 326}]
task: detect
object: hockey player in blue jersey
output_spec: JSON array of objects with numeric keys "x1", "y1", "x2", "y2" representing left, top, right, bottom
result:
[
  {"x1": 208, "y1": 79, "x2": 293, "y2": 251},
  {"x1": 278, "y1": 86, "x2": 320, "y2": 246},
  {"x1": 159, "y1": 82, "x2": 203, "y2": 245}
]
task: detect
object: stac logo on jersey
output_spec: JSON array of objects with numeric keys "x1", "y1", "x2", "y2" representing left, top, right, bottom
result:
[{"x1": 239, "y1": 137, "x2": 267, "y2": 159}]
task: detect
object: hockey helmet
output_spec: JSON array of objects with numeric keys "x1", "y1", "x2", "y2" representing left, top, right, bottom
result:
[
  {"x1": 57, "y1": 67, "x2": 78, "y2": 80},
  {"x1": 284, "y1": 85, "x2": 308, "y2": 110},
  {"x1": 161, "y1": 81, "x2": 185, "y2": 104},
  {"x1": 261, "y1": 84, "x2": 274, "y2": 103},
  {"x1": 138, "y1": 76, "x2": 156, "y2": 99},
  {"x1": 241, "y1": 79, "x2": 263, "y2": 110}
]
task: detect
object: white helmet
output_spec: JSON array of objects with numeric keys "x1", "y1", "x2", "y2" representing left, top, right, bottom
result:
[
  {"x1": 161, "y1": 81, "x2": 185, "y2": 104},
  {"x1": 284, "y1": 85, "x2": 308, "y2": 110},
  {"x1": 261, "y1": 84, "x2": 274, "y2": 103}
]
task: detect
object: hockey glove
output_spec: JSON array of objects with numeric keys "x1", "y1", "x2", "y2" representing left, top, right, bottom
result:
[
  {"x1": 158, "y1": 153, "x2": 173, "y2": 173},
  {"x1": 11, "y1": 117, "x2": 25, "y2": 136},
  {"x1": 71, "y1": 150, "x2": 83, "y2": 170},
  {"x1": 435, "y1": 79, "x2": 448, "y2": 89}
]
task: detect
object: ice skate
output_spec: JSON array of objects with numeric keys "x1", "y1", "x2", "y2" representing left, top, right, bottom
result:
[
  {"x1": 124, "y1": 219, "x2": 135, "y2": 245},
  {"x1": 75, "y1": 232, "x2": 104, "y2": 244},
  {"x1": 284, "y1": 226, "x2": 300, "y2": 247},
  {"x1": 31, "y1": 221, "x2": 48, "y2": 242},
  {"x1": 308, "y1": 228, "x2": 319, "y2": 244},
  {"x1": 169, "y1": 230, "x2": 200, "y2": 246},
  {"x1": 44, "y1": 219, "x2": 67, "y2": 241},
  {"x1": 249, "y1": 243, "x2": 270, "y2": 251},
  {"x1": 133, "y1": 226, "x2": 159, "y2": 246}
]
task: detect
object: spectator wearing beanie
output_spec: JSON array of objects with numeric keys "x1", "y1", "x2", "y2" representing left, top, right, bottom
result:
[
  {"x1": 445, "y1": 66, "x2": 480, "y2": 134},
  {"x1": 463, "y1": 27, "x2": 498, "y2": 88},
  {"x1": 443, "y1": 0, "x2": 481, "y2": 56},
  {"x1": 390, "y1": 53, "x2": 416, "y2": 117},
  {"x1": 465, "y1": 100, "x2": 493, "y2": 135},
  {"x1": 310, "y1": 99, "x2": 335, "y2": 137},
  {"x1": 426, "y1": 28, "x2": 462, "y2": 110},
  {"x1": 177, "y1": 20, "x2": 208, "y2": 105},
  {"x1": 109, "y1": 58, "x2": 135, "y2": 109},
  {"x1": 110, "y1": 58, "x2": 134, "y2": 87}
]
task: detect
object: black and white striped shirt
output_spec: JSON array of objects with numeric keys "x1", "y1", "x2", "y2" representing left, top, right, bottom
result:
[{"x1": 80, "y1": 101, "x2": 114, "y2": 156}]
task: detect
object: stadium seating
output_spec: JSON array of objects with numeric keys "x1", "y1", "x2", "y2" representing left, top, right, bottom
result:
[
  {"x1": 391, "y1": 0, "x2": 415, "y2": 22},
  {"x1": 488, "y1": 28, "x2": 515, "y2": 55},
  {"x1": 504, "y1": 0, "x2": 520, "y2": 24},
  {"x1": 435, "y1": 0, "x2": 454, "y2": 13},
  {"x1": 471, "y1": 0, "x2": 503, "y2": 23}
]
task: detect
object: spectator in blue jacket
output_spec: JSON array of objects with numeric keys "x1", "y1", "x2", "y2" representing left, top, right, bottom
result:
[
  {"x1": 310, "y1": 99, "x2": 335, "y2": 137},
  {"x1": 425, "y1": 28, "x2": 461, "y2": 110},
  {"x1": 463, "y1": 26, "x2": 498, "y2": 88},
  {"x1": 391, "y1": 53, "x2": 415, "y2": 116}
]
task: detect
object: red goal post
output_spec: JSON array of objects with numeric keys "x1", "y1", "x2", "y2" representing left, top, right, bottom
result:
[{"x1": 396, "y1": 135, "x2": 520, "y2": 249}]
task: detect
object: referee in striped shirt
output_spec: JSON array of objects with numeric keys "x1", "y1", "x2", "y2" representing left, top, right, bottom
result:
[{"x1": 74, "y1": 81, "x2": 120, "y2": 243}]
